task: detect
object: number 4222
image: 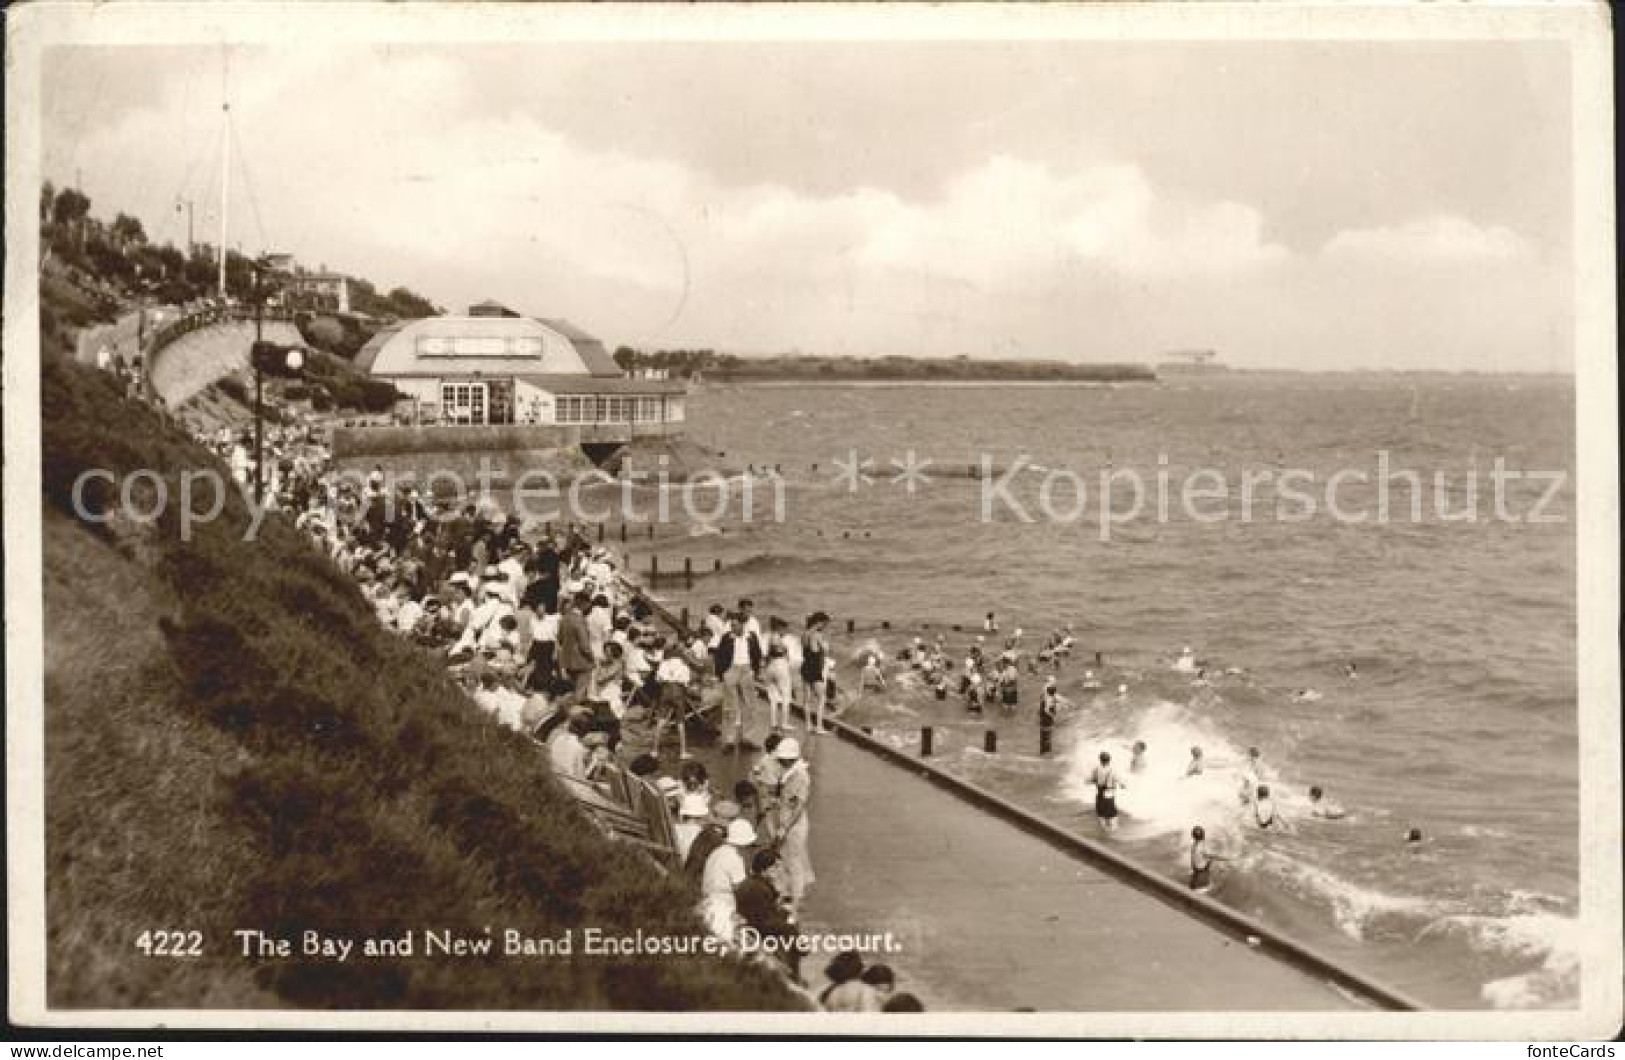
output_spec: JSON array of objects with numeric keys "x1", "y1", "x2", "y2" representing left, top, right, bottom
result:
[{"x1": 135, "y1": 930, "x2": 203, "y2": 957}]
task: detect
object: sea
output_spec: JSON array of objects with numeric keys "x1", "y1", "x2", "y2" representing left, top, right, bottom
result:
[{"x1": 576, "y1": 372, "x2": 1580, "y2": 1010}]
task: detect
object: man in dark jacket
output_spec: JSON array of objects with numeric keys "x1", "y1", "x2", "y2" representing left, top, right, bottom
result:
[
  {"x1": 556, "y1": 592, "x2": 596, "y2": 705},
  {"x1": 714, "y1": 612, "x2": 763, "y2": 752},
  {"x1": 736, "y1": 848, "x2": 802, "y2": 975},
  {"x1": 525, "y1": 539, "x2": 562, "y2": 614}
]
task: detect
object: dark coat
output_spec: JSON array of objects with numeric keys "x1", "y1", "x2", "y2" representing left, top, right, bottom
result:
[
  {"x1": 557, "y1": 608, "x2": 594, "y2": 673},
  {"x1": 713, "y1": 631, "x2": 763, "y2": 677}
]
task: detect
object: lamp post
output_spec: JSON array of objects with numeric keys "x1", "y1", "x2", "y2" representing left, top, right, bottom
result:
[
  {"x1": 250, "y1": 257, "x2": 302, "y2": 505},
  {"x1": 252, "y1": 340, "x2": 304, "y2": 505}
]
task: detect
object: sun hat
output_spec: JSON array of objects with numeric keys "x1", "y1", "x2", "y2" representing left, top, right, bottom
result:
[
  {"x1": 774, "y1": 738, "x2": 802, "y2": 761},
  {"x1": 711, "y1": 799, "x2": 741, "y2": 821},
  {"x1": 679, "y1": 793, "x2": 710, "y2": 818},
  {"x1": 725, "y1": 819, "x2": 758, "y2": 846},
  {"x1": 655, "y1": 777, "x2": 682, "y2": 798}
]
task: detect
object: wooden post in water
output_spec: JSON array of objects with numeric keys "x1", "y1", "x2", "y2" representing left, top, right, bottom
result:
[
  {"x1": 650, "y1": 555, "x2": 660, "y2": 584},
  {"x1": 920, "y1": 726, "x2": 934, "y2": 758},
  {"x1": 620, "y1": 522, "x2": 627, "y2": 543},
  {"x1": 597, "y1": 522, "x2": 605, "y2": 543},
  {"x1": 681, "y1": 606, "x2": 690, "y2": 629},
  {"x1": 847, "y1": 618, "x2": 856, "y2": 634},
  {"x1": 713, "y1": 558, "x2": 722, "y2": 573},
  {"x1": 1039, "y1": 727, "x2": 1053, "y2": 756},
  {"x1": 1095, "y1": 651, "x2": 1104, "y2": 667},
  {"x1": 648, "y1": 524, "x2": 654, "y2": 540},
  {"x1": 684, "y1": 557, "x2": 693, "y2": 589},
  {"x1": 984, "y1": 730, "x2": 998, "y2": 754}
]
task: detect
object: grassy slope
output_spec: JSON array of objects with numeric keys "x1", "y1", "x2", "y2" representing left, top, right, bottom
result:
[{"x1": 41, "y1": 359, "x2": 800, "y2": 1010}]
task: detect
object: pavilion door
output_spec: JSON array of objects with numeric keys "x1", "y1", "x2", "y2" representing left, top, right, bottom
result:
[{"x1": 441, "y1": 381, "x2": 488, "y2": 425}]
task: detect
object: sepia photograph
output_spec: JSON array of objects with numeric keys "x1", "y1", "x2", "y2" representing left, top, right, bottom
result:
[{"x1": 4, "y1": 0, "x2": 1618, "y2": 1040}]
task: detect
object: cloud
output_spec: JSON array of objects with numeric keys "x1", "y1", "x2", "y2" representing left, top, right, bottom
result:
[
  {"x1": 850, "y1": 156, "x2": 1287, "y2": 285},
  {"x1": 49, "y1": 47, "x2": 1569, "y2": 369},
  {"x1": 1322, "y1": 215, "x2": 1533, "y2": 262}
]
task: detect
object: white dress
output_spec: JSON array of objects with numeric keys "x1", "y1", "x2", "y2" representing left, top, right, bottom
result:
[
  {"x1": 776, "y1": 761, "x2": 815, "y2": 903},
  {"x1": 700, "y1": 843, "x2": 747, "y2": 942}
]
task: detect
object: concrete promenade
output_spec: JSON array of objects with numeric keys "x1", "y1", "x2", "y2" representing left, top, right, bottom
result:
[{"x1": 795, "y1": 730, "x2": 1362, "y2": 1012}]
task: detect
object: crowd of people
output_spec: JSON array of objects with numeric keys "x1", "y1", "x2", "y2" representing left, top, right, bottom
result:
[{"x1": 193, "y1": 411, "x2": 925, "y2": 1010}]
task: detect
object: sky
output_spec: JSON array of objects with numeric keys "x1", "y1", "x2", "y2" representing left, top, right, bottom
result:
[{"x1": 42, "y1": 40, "x2": 1575, "y2": 371}]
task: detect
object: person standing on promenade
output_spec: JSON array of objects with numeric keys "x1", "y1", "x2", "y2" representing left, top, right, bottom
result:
[
  {"x1": 738, "y1": 597, "x2": 762, "y2": 640},
  {"x1": 781, "y1": 621, "x2": 805, "y2": 709},
  {"x1": 1091, "y1": 750, "x2": 1124, "y2": 832},
  {"x1": 772, "y1": 738, "x2": 815, "y2": 917},
  {"x1": 586, "y1": 592, "x2": 613, "y2": 662},
  {"x1": 525, "y1": 537, "x2": 561, "y2": 615},
  {"x1": 703, "y1": 603, "x2": 728, "y2": 648},
  {"x1": 752, "y1": 731, "x2": 786, "y2": 839},
  {"x1": 801, "y1": 612, "x2": 832, "y2": 734},
  {"x1": 716, "y1": 612, "x2": 764, "y2": 752},
  {"x1": 652, "y1": 644, "x2": 694, "y2": 760},
  {"x1": 556, "y1": 592, "x2": 595, "y2": 707},
  {"x1": 763, "y1": 618, "x2": 794, "y2": 732}
]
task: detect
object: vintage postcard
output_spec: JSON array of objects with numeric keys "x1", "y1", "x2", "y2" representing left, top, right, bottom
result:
[{"x1": 4, "y1": 0, "x2": 1618, "y2": 1040}]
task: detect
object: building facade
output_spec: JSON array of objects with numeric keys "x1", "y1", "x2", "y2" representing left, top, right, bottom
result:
[
  {"x1": 355, "y1": 304, "x2": 687, "y2": 433},
  {"x1": 291, "y1": 271, "x2": 352, "y2": 314}
]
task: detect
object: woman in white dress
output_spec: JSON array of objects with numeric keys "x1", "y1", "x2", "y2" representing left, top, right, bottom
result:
[{"x1": 772, "y1": 738, "x2": 816, "y2": 913}]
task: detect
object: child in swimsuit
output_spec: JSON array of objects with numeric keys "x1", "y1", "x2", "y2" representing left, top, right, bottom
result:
[
  {"x1": 860, "y1": 654, "x2": 887, "y2": 692},
  {"x1": 1038, "y1": 682, "x2": 1060, "y2": 752},
  {"x1": 1189, "y1": 825, "x2": 1226, "y2": 892},
  {"x1": 1091, "y1": 751, "x2": 1123, "y2": 832},
  {"x1": 1308, "y1": 785, "x2": 1347, "y2": 820},
  {"x1": 1253, "y1": 785, "x2": 1280, "y2": 830},
  {"x1": 998, "y1": 661, "x2": 1019, "y2": 712}
]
